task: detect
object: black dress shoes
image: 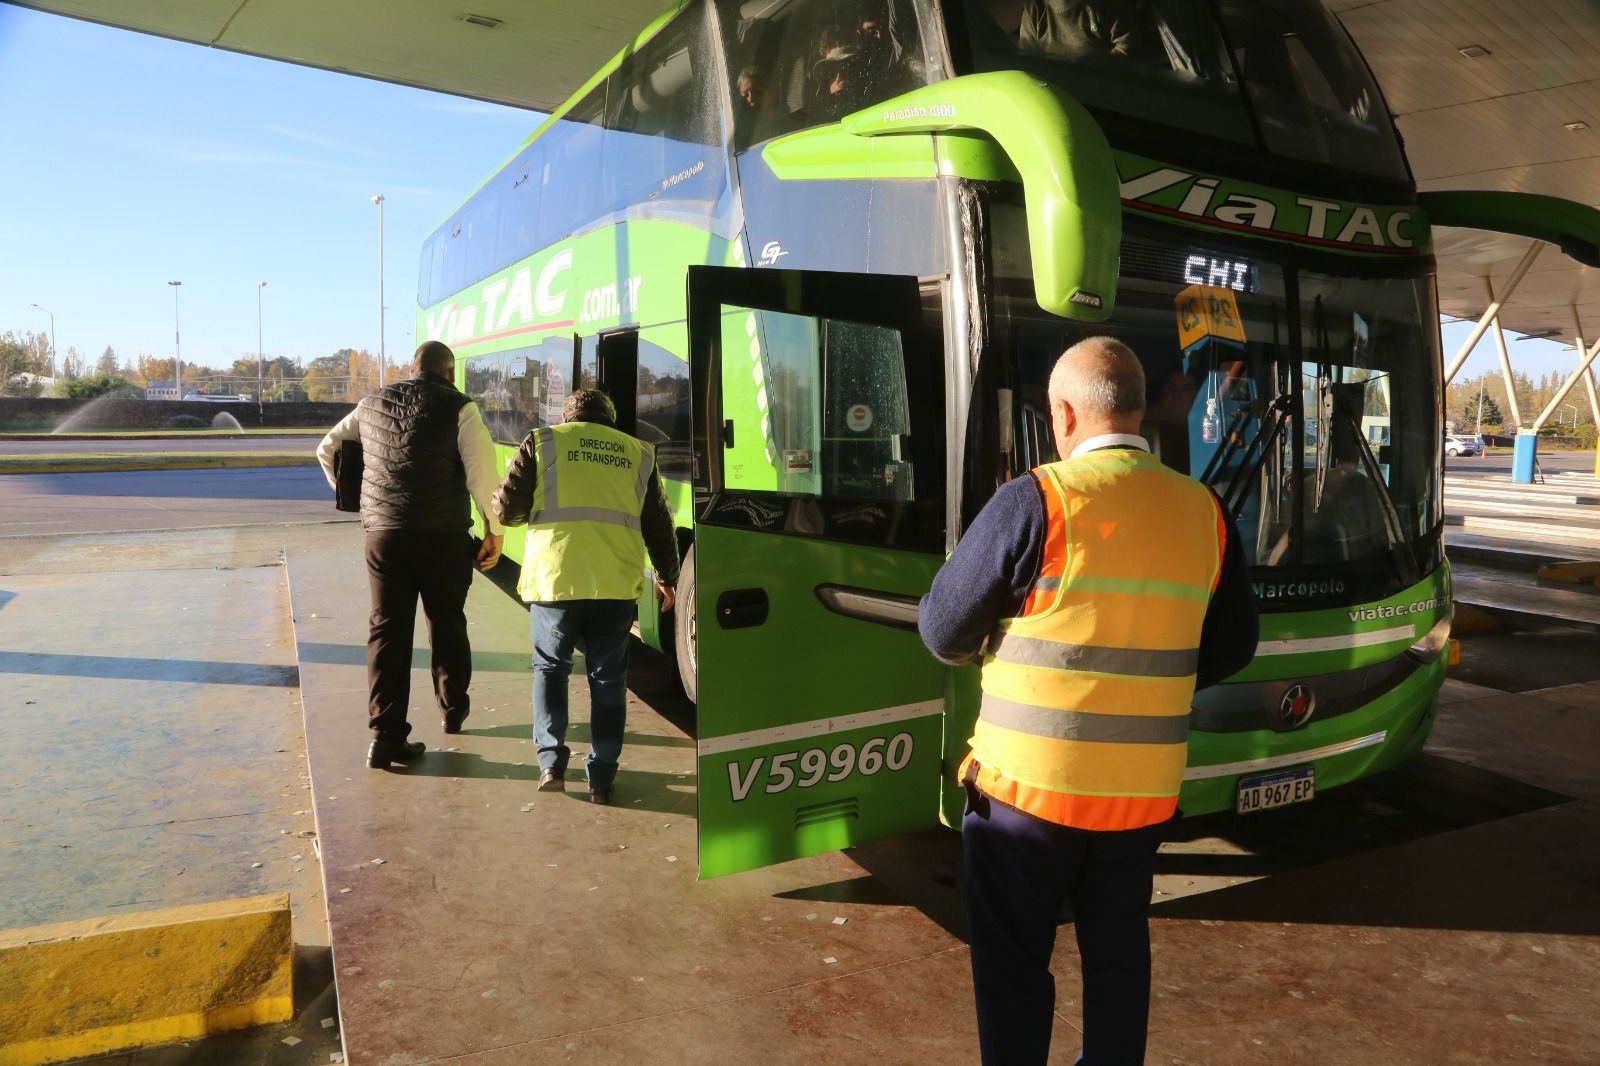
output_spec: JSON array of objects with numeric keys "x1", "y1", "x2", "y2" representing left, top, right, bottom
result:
[
  {"x1": 367, "y1": 738, "x2": 426, "y2": 769},
  {"x1": 589, "y1": 786, "x2": 614, "y2": 805},
  {"x1": 442, "y1": 711, "x2": 469, "y2": 735}
]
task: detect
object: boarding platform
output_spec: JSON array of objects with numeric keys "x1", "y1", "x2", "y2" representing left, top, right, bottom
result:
[{"x1": 5, "y1": 516, "x2": 1600, "y2": 1064}]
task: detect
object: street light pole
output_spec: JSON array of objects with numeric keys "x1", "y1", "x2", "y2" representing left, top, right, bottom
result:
[
  {"x1": 30, "y1": 303, "x2": 55, "y2": 383},
  {"x1": 371, "y1": 194, "x2": 386, "y2": 389},
  {"x1": 1475, "y1": 378, "x2": 1485, "y2": 438},
  {"x1": 257, "y1": 281, "x2": 268, "y2": 407},
  {"x1": 168, "y1": 281, "x2": 183, "y2": 400}
]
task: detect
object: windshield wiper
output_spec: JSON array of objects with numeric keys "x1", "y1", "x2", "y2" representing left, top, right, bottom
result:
[
  {"x1": 1200, "y1": 392, "x2": 1294, "y2": 517},
  {"x1": 1320, "y1": 378, "x2": 1421, "y2": 585}
]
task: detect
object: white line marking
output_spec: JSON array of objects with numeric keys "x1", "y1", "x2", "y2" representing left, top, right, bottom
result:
[
  {"x1": 699, "y1": 700, "x2": 943, "y2": 757},
  {"x1": 1255, "y1": 625, "x2": 1414, "y2": 656},
  {"x1": 1183, "y1": 731, "x2": 1389, "y2": 780}
]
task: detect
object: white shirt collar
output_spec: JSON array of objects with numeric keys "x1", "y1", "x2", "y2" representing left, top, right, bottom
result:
[{"x1": 1070, "y1": 433, "x2": 1151, "y2": 458}]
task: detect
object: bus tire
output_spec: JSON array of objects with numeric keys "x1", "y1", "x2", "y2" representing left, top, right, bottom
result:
[{"x1": 674, "y1": 546, "x2": 697, "y2": 704}]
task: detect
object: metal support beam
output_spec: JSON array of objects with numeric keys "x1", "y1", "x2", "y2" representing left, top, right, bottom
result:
[
  {"x1": 1442, "y1": 241, "x2": 1544, "y2": 385},
  {"x1": 1531, "y1": 333, "x2": 1600, "y2": 431},
  {"x1": 1487, "y1": 277, "x2": 1526, "y2": 428},
  {"x1": 1572, "y1": 306, "x2": 1600, "y2": 428}
]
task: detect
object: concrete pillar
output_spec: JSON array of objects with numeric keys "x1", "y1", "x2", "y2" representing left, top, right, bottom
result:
[{"x1": 1512, "y1": 429, "x2": 1538, "y2": 484}]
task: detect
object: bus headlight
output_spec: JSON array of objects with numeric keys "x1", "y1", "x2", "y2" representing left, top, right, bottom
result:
[{"x1": 1406, "y1": 609, "x2": 1453, "y2": 663}]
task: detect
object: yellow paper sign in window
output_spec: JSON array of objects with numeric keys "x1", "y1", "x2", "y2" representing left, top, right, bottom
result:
[{"x1": 1175, "y1": 284, "x2": 1246, "y2": 351}]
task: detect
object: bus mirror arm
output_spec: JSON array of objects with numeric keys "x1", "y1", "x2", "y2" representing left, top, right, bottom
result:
[{"x1": 837, "y1": 72, "x2": 1120, "y2": 322}]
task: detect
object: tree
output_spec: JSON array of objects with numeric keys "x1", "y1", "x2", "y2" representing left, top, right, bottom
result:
[
  {"x1": 61, "y1": 345, "x2": 83, "y2": 380},
  {"x1": 1463, "y1": 391, "x2": 1502, "y2": 429},
  {"x1": 97, "y1": 346, "x2": 119, "y2": 376},
  {"x1": 138, "y1": 355, "x2": 174, "y2": 385},
  {"x1": 301, "y1": 354, "x2": 349, "y2": 402},
  {"x1": 55, "y1": 373, "x2": 139, "y2": 399},
  {"x1": 0, "y1": 331, "x2": 50, "y2": 395},
  {"x1": 302, "y1": 348, "x2": 379, "y2": 401},
  {"x1": 347, "y1": 348, "x2": 381, "y2": 396},
  {"x1": 265, "y1": 378, "x2": 307, "y2": 402}
]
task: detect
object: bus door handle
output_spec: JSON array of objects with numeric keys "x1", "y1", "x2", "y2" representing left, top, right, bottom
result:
[
  {"x1": 716, "y1": 588, "x2": 769, "y2": 630},
  {"x1": 814, "y1": 584, "x2": 920, "y2": 631}
]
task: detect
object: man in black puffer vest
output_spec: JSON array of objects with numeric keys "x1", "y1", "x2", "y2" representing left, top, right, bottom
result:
[{"x1": 317, "y1": 341, "x2": 504, "y2": 769}]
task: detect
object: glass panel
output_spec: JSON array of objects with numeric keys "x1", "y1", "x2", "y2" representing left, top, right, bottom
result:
[
  {"x1": 1216, "y1": 0, "x2": 1407, "y2": 181},
  {"x1": 952, "y1": 0, "x2": 1253, "y2": 144},
  {"x1": 604, "y1": 15, "x2": 725, "y2": 213},
  {"x1": 717, "y1": 0, "x2": 929, "y2": 150},
  {"x1": 638, "y1": 339, "x2": 693, "y2": 481},
  {"x1": 822, "y1": 320, "x2": 915, "y2": 502},
  {"x1": 1297, "y1": 273, "x2": 1438, "y2": 561},
  {"x1": 719, "y1": 305, "x2": 915, "y2": 501},
  {"x1": 988, "y1": 215, "x2": 1438, "y2": 587},
  {"x1": 463, "y1": 336, "x2": 575, "y2": 445},
  {"x1": 539, "y1": 92, "x2": 607, "y2": 247}
]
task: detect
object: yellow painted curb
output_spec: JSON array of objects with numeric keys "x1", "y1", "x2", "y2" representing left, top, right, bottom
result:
[
  {"x1": 1537, "y1": 560, "x2": 1600, "y2": 583},
  {"x1": 0, "y1": 893, "x2": 292, "y2": 1066}
]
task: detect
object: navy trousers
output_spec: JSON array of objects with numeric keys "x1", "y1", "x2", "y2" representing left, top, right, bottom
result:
[{"x1": 962, "y1": 786, "x2": 1164, "y2": 1066}]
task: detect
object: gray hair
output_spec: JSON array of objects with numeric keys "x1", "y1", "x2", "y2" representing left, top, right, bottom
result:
[
  {"x1": 562, "y1": 388, "x2": 616, "y2": 424},
  {"x1": 1047, "y1": 336, "x2": 1146, "y2": 416}
]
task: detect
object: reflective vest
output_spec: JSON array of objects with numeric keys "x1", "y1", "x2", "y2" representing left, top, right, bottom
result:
[
  {"x1": 964, "y1": 448, "x2": 1226, "y2": 831},
  {"x1": 516, "y1": 421, "x2": 655, "y2": 603}
]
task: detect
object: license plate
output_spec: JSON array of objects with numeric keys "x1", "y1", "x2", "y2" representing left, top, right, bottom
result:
[{"x1": 1236, "y1": 766, "x2": 1315, "y2": 814}]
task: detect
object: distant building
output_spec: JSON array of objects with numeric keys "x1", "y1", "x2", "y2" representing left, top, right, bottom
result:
[{"x1": 143, "y1": 380, "x2": 200, "y2": 401}]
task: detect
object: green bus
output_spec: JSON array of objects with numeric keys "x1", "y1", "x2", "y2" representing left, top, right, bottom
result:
[{"x1": 418, "y1": 0, "x2": 1600, "y2": 877}]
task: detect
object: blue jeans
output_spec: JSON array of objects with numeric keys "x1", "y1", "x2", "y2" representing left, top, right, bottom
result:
[{"x1": 528, "y1": 599, "x2": 634, "y2": 789}]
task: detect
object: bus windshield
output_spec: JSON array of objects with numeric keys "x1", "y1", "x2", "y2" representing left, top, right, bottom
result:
[
  {"x1": 950, "y1": 0, "x2": 1407, "y2": 181},
  {"x1": 989, "y1": 213, "x2": 1440, "y2": 592}
]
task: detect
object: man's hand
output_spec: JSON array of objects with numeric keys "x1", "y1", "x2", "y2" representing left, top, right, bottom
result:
[
  {"x1": 476, "y1": 532, "x2": 503, "y2": 571},
  {"x1": 655, "y1": 579, "x2": 675, "y2": 613}
]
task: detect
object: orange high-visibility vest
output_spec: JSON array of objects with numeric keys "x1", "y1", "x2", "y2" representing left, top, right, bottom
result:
[{"x1": 963, "y1": 448, "x2": 1226, "y2": 831}]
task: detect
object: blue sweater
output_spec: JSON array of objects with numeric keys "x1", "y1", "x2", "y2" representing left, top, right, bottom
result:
[{"x1": 918, "y1": 461, "x2": 1259, "y2": 689}]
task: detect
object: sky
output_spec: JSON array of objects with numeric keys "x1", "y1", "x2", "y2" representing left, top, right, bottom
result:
[
  {"x1": 0, "y1": 5, "x2": 537, "y2": 374},
  {"x1": 0, "y1": 5, "x2": 1593, "y2": 389}
]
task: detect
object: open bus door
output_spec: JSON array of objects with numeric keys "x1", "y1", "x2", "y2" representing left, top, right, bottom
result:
[{"x1": 686, "y1": 265, "x2": 947, "y2": 878}]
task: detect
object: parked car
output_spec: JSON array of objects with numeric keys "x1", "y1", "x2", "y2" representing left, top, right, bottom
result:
[{"x1": 1445, "y1": 433, "x2": 1484, "y2": 457}]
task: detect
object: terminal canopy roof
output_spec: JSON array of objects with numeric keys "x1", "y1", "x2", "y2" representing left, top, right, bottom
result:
[{"x1": 14, "y1": 0, "x2": 1600, "y2": 344}]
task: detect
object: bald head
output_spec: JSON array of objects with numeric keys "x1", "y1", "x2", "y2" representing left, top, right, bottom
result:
[{"x1": 1047, "y1": 336, "x2": 1146, "y2": 458}]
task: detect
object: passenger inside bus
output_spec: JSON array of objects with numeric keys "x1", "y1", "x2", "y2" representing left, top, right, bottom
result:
[
  {"x1": 720, "y1": 0, "x2": 926, "y2": 148},
  {"x1": 1014, "y1": 0, "x2": 1153, "y2": 59},
  {"x1": 734, "y1": 65, "x2": 793, "y2": 143}
]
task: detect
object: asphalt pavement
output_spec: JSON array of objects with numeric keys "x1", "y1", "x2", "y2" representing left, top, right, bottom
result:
[
  {"x1": 0, "y1": 435, "x2": 320, "y2": 455},
  {"x1": 0, "y1": 466, "x2": 353, "y2": 538}
]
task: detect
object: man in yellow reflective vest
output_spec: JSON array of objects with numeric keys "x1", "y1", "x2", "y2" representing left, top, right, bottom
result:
[
  {"x1": 919, "y1": 337, "x2": 1258, "y2": 1065},
  {"x1": 492, "y1": 389, "x2": 680, "y2": 804}
]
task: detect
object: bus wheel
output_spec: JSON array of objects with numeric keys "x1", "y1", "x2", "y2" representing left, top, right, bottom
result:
[{"x1": 674, "y1": 546, "x2": 697, "y2": 704}]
